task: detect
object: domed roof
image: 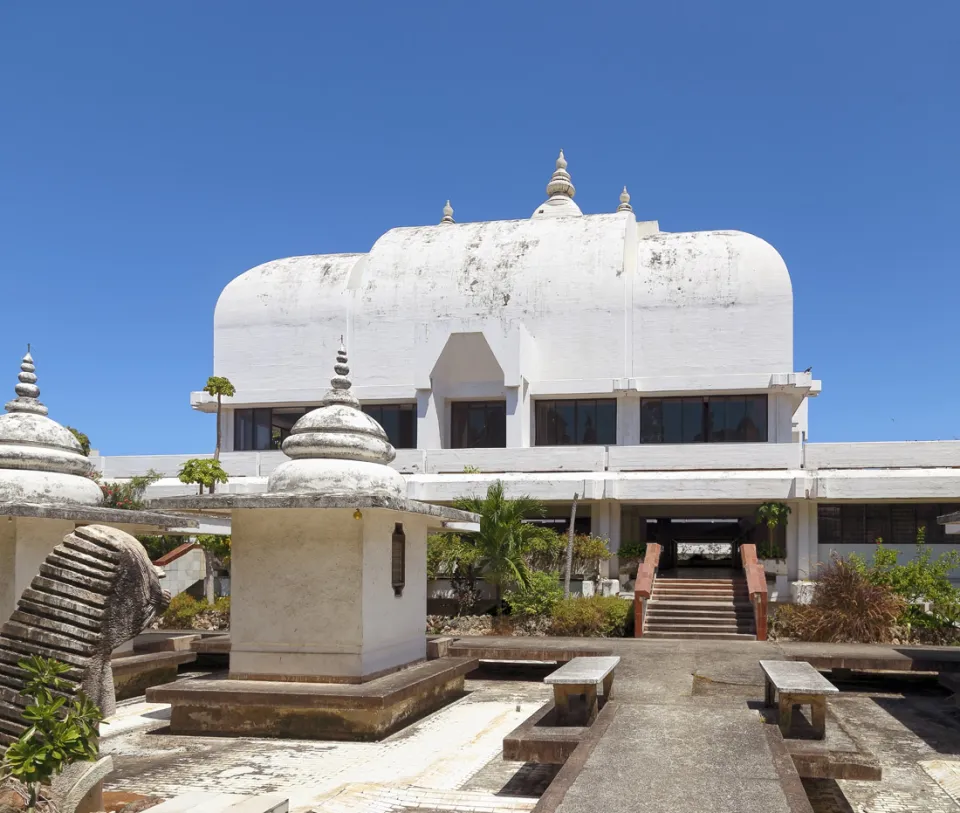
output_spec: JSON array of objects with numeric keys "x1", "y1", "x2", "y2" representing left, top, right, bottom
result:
[
  {"x1": 267, "y1": 344, "x2": 405, "y2": 498},
  {"x1": 532, "y1": 150, "x2": 583, "y2": 219},
  {"x1": 0, "y1": 351, "x2": 101, "y2": 505}
]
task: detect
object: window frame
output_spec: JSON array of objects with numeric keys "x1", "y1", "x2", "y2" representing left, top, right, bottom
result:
[
  {"x1": 639, "y1": 395, "x2": 768, "y2": 444},
  {"x1": 362, "y1": 403, "x2": 417, "y2": 449},
  {"x1": 534, "y1": 398, "x2": 617, "y2": 446},
  {"x1": 450, "y1": 400, "x2": 507, "y2": 449}
]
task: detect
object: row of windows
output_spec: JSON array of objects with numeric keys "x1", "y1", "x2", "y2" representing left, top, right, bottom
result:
[
  {"x1": 234, "y1": 395, "x2": 769, "y2": 451},
  {"x1": 818, "y1": 503, "x2": 960, "y2": 546}
]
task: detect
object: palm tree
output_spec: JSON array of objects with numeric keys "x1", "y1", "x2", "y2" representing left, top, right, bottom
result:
[
  {"x1": 203, "y1": 375, "x2": 236, "y2": 461},
  {"x1": 454, "y1": 480, "x2": 554, "y2": 614}
]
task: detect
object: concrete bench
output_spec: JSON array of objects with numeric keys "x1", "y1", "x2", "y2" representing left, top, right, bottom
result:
[
  {"x1": 760, "y1": 659, "x2": 838, "y2": 740},
  {"x1": 544, "y1": 655, "x2": 620, "y2": 726}
]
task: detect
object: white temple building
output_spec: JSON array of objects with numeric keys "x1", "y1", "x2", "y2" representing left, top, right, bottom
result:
[{"x1": 94, "y1": 151, "x2": 960, "y2": 584}]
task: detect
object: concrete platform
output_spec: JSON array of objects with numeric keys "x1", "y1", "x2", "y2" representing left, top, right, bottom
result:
[
  {"x1": 781, "y1": 642, "x2": 960, "y2": 673},
  {"x1": 448, "y1": 638, "x2": 615, "y2": 663},
  {"x1": 112, "y1": 651, "x2": 197, "y2": 701},
  {"x1": 503, "y1": 702, "x2": 609, "y2": 765},
  {"x1": 146, "y1": 656, "x2": 478, "y2": 741}
]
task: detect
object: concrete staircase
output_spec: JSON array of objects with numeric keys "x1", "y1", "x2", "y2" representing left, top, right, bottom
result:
[{"x1": 643, "y1": 577, "x2": 757, "y2": 640}]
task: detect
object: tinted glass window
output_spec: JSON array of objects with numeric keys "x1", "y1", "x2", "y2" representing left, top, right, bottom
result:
[
  {"x1": 535, "y1": 400, "x2": 617, "y2": 445},
  {"x1": 451, "y1": 401, "x2": 506, "y2": 448},
  {"x1": 818, "y1": 503, "x2": 959, "y2": 546},
  {"x1": 641, "y1": 395, "x2": 768, "y2": 444},
  {"x1": 362, "y1": 404, "x2": 417, "y2": 449},
  {"x1": 234, "y1": 408, "x2": 273, "y2": 451}
]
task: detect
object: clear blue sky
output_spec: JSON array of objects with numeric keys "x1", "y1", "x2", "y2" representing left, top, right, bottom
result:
[{"x1": 1, "y1": 2, "x2": 957, "y2": 454}]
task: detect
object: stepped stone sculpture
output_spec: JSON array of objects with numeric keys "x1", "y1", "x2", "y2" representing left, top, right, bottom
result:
[{"x1": 0, "y1": 524, "x2": 170, "y2": 747}]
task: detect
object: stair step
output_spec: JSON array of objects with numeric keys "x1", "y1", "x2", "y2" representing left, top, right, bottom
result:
[
  {"x1": 651, "y1": 594, "x2": 746, "y2": 602},
  {"x1": 646, "y1": 615, "x2": 749, "y2": 627},
  {"x1": 642, "y1": 631, "x2": 758, "y2": 640},
  {"x1": 646, "y1": 623, "x2": 747, "y2": 633},
  {"x1": 649, "y1": 600, "x2": 753, "y2": 608}
]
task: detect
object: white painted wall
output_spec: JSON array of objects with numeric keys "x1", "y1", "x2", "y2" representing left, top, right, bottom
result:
[{"x1": 0, "y1": 518, "x2": 74, "y2": 622}]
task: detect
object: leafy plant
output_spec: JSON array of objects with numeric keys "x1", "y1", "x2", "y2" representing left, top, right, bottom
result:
[
  {"x1": 66, "y1": 427, "x2": 90, "y2": 457},
  {"x1": 849, "y1": 527, "x2": 960, "y2": 629},
  {"x1": 1, "y1": 656, "x2": 103, "y2": 811},
  {"x1": 616, "y1": 540, "x2": 647, "y2": 563},
  {"x1": 427, "y1": 533, "x2": 483, "y2": 616},
  {"x1": 462, "y1": 465, "x2": 481, "y2": 474},
  {"x1": 203, "y1": 376, "x2": 236, "y2": 461},
  {"x1": 135, "y1": 534, "x2": 186, "y2": 562},
  {"x1": 525, "y1": 532, "x2": 612, "y2": 577},
  {"x1": 506, "y1": 570, "x2": 564, "y2": 618},
  {"x1": 772, "y1": 556, "x2": 904, "y2": 643},
  {"x1": 549, "y1": 596, "x2": 632, "y2": 638},
  {"x1": 100, "y1": 469, "x2": 162, "y2": 510},
  {"x1": 756, "y1": 502, "x2": 790, "y2": 559},
  {"x1": 158, "y1": 593, "x2": 206, "y2": 628},
  {"x1": 178, "y1": 458, "x2": 228, "y2": 495},
  {"x1": 454, "y1": 481, "x2": 557, "y2": 613}
]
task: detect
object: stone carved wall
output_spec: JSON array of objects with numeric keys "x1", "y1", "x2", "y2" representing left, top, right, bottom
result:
[{"x1": 0, "y1": 524, "x2": 170, "y2": 748}]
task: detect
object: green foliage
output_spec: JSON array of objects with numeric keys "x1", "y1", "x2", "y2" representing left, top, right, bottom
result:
[
  {"x1": 616, "y1": 540, "x2": 647, "y2": 563},
  {"x1": 549, "y1": 596, "x2": 632, "y2": 637},
  {"x1": 454, "y1": 481, "x2": 557, "y2": 609},
  {"x1": 66, "y1": 427, "x2": 90, "y2": 457},
  {"x1": 197, "y1": 534, "x2": 232, "y2": 568},
  {"x1": 849, "y1": 527, "x2": 960, "y2": 628},
  {"x1": 100, "y1": 469, "x2": 162, "y2": 510},
  {"x1": 506, "y1": 570, "x2": 564, "y2": 618},
  {"x1": 525, "y1": 532, "x2": 612, "y2": 577},
  {"x1": 1, "y1": 656, "x2": 103, "y2": 809},
  {"x1": 462, "y1": 465, "x2": 481, "y2": 474},
  {"x1": 159, "y1": 593, "x2": 206, "y2": 628},
  {"x1": 178, "y1": 458, "x2": 228, "y2": 494},
  {"x1": 203, "y1": 376, "x2": 236, "y2": 399},
  {"x1": 427, "y1": 533, "x2": 482, "y2": 615},
  {"x1": 756, "y1": 502, "x2": 790, "y2": 559},
  {"x1": 158, "y1": 593, "x2": 230, "y2": 629},
  {"x1": 135, "y1": 535, "x2": 185, "y2": 561},
  {"x1": 772, "y1": 557, "x2": 905, "y2": 643}
]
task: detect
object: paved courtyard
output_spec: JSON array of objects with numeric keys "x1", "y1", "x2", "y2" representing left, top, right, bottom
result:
[{"x1": 100, "y1": 642, "x2": 960, "y2": 812}]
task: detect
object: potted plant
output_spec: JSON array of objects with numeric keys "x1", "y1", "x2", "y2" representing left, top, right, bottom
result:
[{"x1": 756, "y1": 502, "x2": 791, "y2": 577}]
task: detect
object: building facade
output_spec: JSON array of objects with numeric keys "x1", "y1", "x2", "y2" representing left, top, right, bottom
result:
[{"x1": 94, "y1": 152, "x2": 960, "y2": 584}]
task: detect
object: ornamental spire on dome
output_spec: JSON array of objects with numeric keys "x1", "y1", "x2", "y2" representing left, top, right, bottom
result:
[
  {"x1": 545, "y1": 150, "x2": 576, "y2": 199},
  {"x1": 5, "y1": 346, "x2": 48, "y2": 416},
  {"x1": 617, "y1": 186, "x2": 633, "y2": 213},
  {"x1": 325, "y1": 339, "x2": 360, "y2": 408},
  {"x1": 440, "y1": 200, "x2": 455, "y2": 224}
]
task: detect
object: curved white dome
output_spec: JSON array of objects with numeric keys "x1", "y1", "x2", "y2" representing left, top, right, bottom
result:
[{"x1": 213, "y1": 215, "x2": 793, "y2": 397}]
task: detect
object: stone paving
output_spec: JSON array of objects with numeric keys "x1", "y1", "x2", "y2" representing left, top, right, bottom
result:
[
  {"x1": 102, "y1": 676, "x2": 553, "y2": 813},
  {"x1": 100, "y1": 641, "x2": 960, "y2": 812}
]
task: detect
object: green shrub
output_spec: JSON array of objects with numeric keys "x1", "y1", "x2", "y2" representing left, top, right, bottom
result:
[
  {"x1": 616, "y1": 540, "x2": 647, "y2": 563},
  {"x1": 506, "y1": 571, "x2": 564, "y2": 618},
  {"x1": 850, "y1": 528, "x2": 960, "y2": 629},
  {"x1": 772, "y1": 556, "x2": 904, "y2": 643},
  {"x1": 550, "y1": 596, "x2": 632, "y2": 637},
  {"x1": 213, "y1": 596, "x2": 231, "y2": 615},
  {"x1": 159, "y1": 593, "x2": 206, "y2": 629},
  {"x1": 524, "y1": 532, "x2": 612, "y2": 577}
]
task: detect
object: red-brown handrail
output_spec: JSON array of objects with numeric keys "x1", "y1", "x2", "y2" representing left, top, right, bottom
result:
[
  {"x1": 740, "y1": 543, "x2": 768, "y2": 641},
  {"x1": 634, "y1": 542, "x2": 662, "y2": 638}
]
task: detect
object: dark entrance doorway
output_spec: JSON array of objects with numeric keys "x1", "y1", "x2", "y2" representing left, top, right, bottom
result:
[{"x1": 653, "y1": 517, "x2": 743, "y2": 576}]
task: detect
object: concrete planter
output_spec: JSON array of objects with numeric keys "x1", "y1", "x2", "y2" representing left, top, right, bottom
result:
[
  {"x1": 761, "y1": 558, "x2": 788, "y2": 577},
  {"x1": 790, "y1": 580, "x2": 816, "y2": 605}
]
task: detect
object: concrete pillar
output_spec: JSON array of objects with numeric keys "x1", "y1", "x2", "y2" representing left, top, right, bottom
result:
[
  {"x1": 590, "y1": 500, "x2": 622, "y2": 579},
  {"x1": 786, "y1": 502, "x2": 801, "y2": 581},
  {"x1": 416, "y1": 389, "x2": 442, "y2": 450},
  {"x1": 798, "y1": 502, "x2": 817, "y2": 580},
  {"x1": 0, "y1": 517, "x2": 75, "y2": 621},
  {"x1": 505, "y1": 384, "x2": 531, "y2": 448},
  {"x1": 617, "y1": 394, "x2": 641, "y2": 445}
]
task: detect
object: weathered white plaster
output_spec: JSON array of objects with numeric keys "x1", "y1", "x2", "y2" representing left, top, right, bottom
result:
[{"x1": 0, "y1": 516, "x2": 74, "y2": 620}]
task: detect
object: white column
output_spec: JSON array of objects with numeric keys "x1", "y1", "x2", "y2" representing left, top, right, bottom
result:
[
  {"x1": 416, "y1": 389, "x2": 442, "y2": 450},
  {"x1": 798, "y1": 502, "x2": 817, "y2": 580},
  {"x1": 505, "y1": 384, "x2": 531, "y2": 448},
  {"x1": 591, "y1": 500, "x2": 622, "y2": 579},
  {"x1": 786, "y1": 501, "x2": 801, "y2": 581},
  {"x1": 618, "y1": 394, "x2": 640, "y2": 445}
]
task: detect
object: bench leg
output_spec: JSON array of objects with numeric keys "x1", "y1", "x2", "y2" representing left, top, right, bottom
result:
[
  {"x1": 811, "y1": 697, "x2": 827, "y2": 740},
  {"x1": 602, "y1": 672, "x2": 614, "y2": 702},
  {"x1": 554, "y1": 687, "x2": 575, "y2": 726},
  {"x1": 778, "y1": 694, "x2": 794, "y2": 738},
  {"x1": 584, "y1": 685, "x2": 599, "y2": 725},
  {"x1": 764, "y1": 677, "x2": 775, "y2": 708}
]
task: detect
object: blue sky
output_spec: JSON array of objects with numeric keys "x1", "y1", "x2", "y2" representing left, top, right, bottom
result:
[{"x1": 1, "y1": 2, "x2": 957, "y2": 454}]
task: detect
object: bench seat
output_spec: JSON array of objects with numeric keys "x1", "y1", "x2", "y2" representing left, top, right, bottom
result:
[
  {"x1": 760, "y1": 659, "x2": 838, "y2": 740},
  {"x1": 544, "y1": 656, "x2": 620, "y2": 725}
]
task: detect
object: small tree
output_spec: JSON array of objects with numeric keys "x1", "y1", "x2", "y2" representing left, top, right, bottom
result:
[
  {"x1": 177, "y1": 459, "x2": 228, "y2": 495},
  {"x1": 203, "y1": 376, "x2": 236, "y2": 461},
  {"x1": 196, "y1": 534, "x2": 231, "y2": 604},
  {"x1": 453, "y1": 481, "x2": 556, "y2": 614},
  {"x1": 66, "y1": 427, "x2": 90, "y2": 457},
  {"x1": 756, "y1": 502, "x2": 791, "y2": 560},
  {"x1": 1, "y1": 656, "x2": 103, "y2": 812},
  {"x1": 100, "y1": 469, "x2": 162, "y2": 510}
]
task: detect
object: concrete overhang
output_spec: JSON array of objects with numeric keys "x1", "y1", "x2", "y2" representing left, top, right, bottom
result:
[{"x1": 0, "y1": 502, "x2": 199, "y2": 534}]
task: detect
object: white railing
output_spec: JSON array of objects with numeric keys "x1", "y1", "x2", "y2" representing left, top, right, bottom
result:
[{"x1": 805, "y1": 441, "x2": 960, "y2": 470}]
